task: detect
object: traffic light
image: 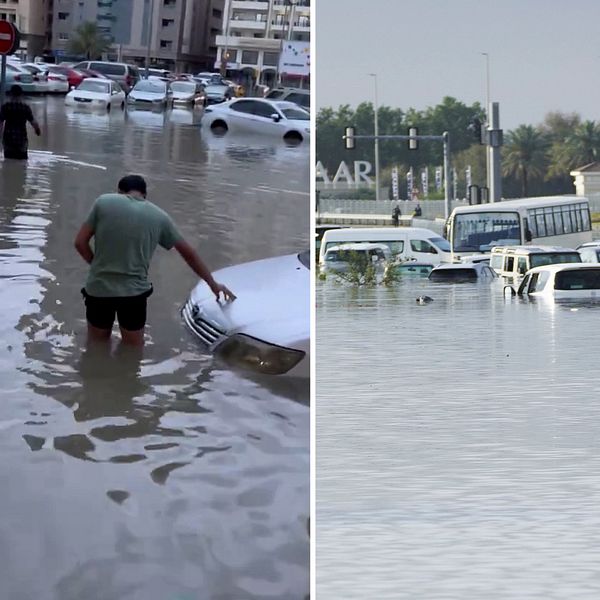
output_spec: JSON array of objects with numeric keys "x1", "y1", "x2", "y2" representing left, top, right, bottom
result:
[
  {"x1": 344, "y1": 126, "x2": 355, "y2": 150},
  {"x1": 408, "y1": 126, "x2": 418, "y2": 150},
  {"x1": 469, "y1": 118, "x2": 485, "y2": 145}
]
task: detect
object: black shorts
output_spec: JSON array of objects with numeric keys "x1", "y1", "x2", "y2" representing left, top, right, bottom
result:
[{"x1": 81, "y1": 287, "x2": 153, "y2": 332}]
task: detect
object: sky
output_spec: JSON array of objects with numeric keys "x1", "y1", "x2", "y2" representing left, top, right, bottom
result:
[{"x1": 316, "y1": 0, "x2": 600, "y2": 130}]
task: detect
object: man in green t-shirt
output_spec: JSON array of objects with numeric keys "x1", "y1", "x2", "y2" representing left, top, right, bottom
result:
[{"x1": 74, "y1": 174, "x2": 235, "y2": 346}]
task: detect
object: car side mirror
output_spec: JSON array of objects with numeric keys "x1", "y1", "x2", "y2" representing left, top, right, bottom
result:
[{"x1": 271, "y1": 113, "x2": 281, "y2": 122}]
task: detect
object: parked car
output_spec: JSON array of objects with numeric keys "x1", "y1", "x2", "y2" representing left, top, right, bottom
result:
[
  {"x1": 320, "y1": 243, "x2": 391, "y2": 275},
  {"x1": 72, "y1": 61, "x2": 140, "y2": 93},
  {"x1": 182, "y1": 251, "x2": 309, "y2": 378},
  {"x1": 195, "y1": 72, "x2": 223, "y2": 86},
  {"x1": 48, "y1": 65, "x2": 85, "y2": 89},
  {"x1": 429, "y1": 262, "x2": 498, "y2": 283},
  {"x1": 4, "y1": 64, "x2": 37, "y2": 93},
  {"x1": 170, "y1": 80, "x2": 205, "y2": 106},
  {"x1": 203, "y1": 83, "x2": 233, "y2": 105},
  {"x1": 65, "y1": 78, "x2": 126, "y2": 111},
  {"x1": 20, "y1": 63, "x2": 50, "y2": 93},
  {"x1": 384, "y1": 262, "x2": 434, "y2": 278},
  {"x1": 127, "y1": 79, "x2": 172, "y2": 107},
  {"x1": 511, "y1": 263, "x2": 600, "y2": 299},
  {"x1": 577, "y1": 241, "x2": 600, "y2": 263},
  {"x1": 264, "y1": 86, "x2": 310, "y2": 111},
  {"x1": 489, "y1": 245, "x2": 581, "y2": 278},
  {"x1": 77, "y1": 68, "x2": 110, "y2": 80},
  {"x1": 202, "y1": 98, "x2": 310, "y2": 144},
  {"x1": 25, "y1": 63, "x2": 70, "y2": 93}
]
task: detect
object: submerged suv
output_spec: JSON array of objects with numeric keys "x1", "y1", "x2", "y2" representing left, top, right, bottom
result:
[
  {"x1": 264, "y1": 87, "x2": 310, "y2": 111},
  {"x1": 72, "y1": 61, "x2": 140, "y2": 92}
]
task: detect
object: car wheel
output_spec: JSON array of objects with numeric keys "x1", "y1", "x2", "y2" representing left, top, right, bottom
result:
[
  {"x1": 210, "y1": 120, "x2": 228, "y2": 136},
  {"x1": 284, "y1": 131, "x2": 303, "y2": 146}
]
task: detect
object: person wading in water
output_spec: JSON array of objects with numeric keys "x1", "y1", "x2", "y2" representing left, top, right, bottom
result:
[
  {"x1": 0, "y1": 85, "x2": 41, "y2": 159},
  {"x1": 74, "y1": 174, "x2": 236, "y2": 346}
]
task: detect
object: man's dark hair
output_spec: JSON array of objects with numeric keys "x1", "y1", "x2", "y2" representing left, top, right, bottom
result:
[
  {"x1": 9, "y1": 85, "x2": 23, "y2": 98},
  {"x1": 118, "y1": 175, "x2": 147, "y2": 196}
]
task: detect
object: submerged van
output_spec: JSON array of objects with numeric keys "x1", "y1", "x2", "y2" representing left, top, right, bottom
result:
[
  {"x1": 318, "y1": 227, "x2": 452, "y2": 265},
  {"x1": 514, "y1": 263, "x2": 600, "y2": 299},
  {"x1": 489, "y1": 245, "x2": 581, "y2": 278},
  {"x1": 320, "y1": 243, "x2": 391, "y2": 275}
]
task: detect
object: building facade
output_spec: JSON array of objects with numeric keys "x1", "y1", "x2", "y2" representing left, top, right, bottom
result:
[
  {"x1": 0, "y1": 0, "x2": 51, "y2": 60},
  {"x1": 51, "y1": 0, "x2": 224, "y2": 71},
  {"x1": 215, "y1": 0, "x2": 310, "y2": 88}
]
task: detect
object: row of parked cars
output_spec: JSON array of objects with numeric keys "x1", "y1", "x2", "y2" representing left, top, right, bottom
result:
[{"x1": 318, "y1": 225, "x2": 600, "y2": 299}]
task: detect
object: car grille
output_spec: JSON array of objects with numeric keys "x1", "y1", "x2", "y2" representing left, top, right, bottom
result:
[
  {"x1": 181, "y1": 300, "x2": 227, "y2": 347},
  {"x1": 75, "y1": 97, "x2": 92, "y2": 103}
]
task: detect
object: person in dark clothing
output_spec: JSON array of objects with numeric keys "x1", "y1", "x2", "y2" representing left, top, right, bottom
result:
[
  {"x1": 413, "y1": 203, "x2": 422, "y2": 217},
  {"x1": 392, "y1": 204, "x2": 401, "y2": 227},
  {"x1": 0, "y1": 85, "x2": 41, "y2": 160}
]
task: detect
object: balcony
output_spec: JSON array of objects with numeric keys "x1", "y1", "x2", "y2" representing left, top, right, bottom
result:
[
  {"x1": 231, "y1": 0, "x2": 269, "y2": 10},
  {"x1": 229, "y1": 17, "x2": 267, "y2": 31},
  {"x1": 216, "y1": 34, "x2": 280, "y2": 51}
]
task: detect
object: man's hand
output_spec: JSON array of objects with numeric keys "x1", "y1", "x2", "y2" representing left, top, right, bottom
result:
[{"x1": 210, "y1": 282, "x2": 236, "y2": 302}]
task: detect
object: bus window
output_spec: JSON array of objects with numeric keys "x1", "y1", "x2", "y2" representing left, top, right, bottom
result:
[{"x1": 452, "y1": 211, "x2": 520, "y2": 252}]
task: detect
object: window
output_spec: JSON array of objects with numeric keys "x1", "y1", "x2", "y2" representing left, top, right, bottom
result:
[
  {"x1": 527, "y1": 203, "x2": 592, "y2": 238},
  {"x1": 555, "y1": 269, "x2": 600, "y2": 290},
  {"x1": 230, "y1": 100, "x2": 257, "y2": 114},
  {"x1": 90, "y1": 62, "x2": 125, "y2": 75},
  {"x1": 410, "y1": 240, "x2": 437, "y2": 254},
  {"x1": 164, "y1": 0, "x2": 176, "y2": 5},
  {"x1": 212, "y1": 8, "x2": 222, "y2": 18},
  {"x1": 160, "y1": 40, "x2": 173, "y2": 49},
  {"x1": 263, "y1": 52, "x2": 279, "y2": 66},
  {"x1": 505, "y1": 256, "x2": 514, "y2": 273},
  {"x1": 241, "y1": 50, "x2": 258, "y2": 64},
  {"x1": 58, "y1": 11, "x2": 69, "y2": 19},
  {"x1": 162, "y1": 18, "x2": 174, "y2": 27},
  {"x1": 59, "y1": 32, "x2": 69, "y2": 40},
  {"x1": 517, "y1": 257, "x2": 527, "y2": 275}
]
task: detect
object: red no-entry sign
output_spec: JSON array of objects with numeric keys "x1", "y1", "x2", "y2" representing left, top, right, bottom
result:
[{"x1": 0, "y1": 20, "x2": 20, "y2": 56}]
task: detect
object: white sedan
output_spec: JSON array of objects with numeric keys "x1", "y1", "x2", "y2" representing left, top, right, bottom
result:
[
  {"x1": 202, "y1": 98, "x2": 310, "y2": 144},
  {"x1": 182, "y1": 251, "x2": 310, "y2": 378},
  {"x1": 127, "y1": 79, "x2": 172, "y2": 108},
  {"x1": 65, "y1": 78, "x2": 126, "y2": 111}
]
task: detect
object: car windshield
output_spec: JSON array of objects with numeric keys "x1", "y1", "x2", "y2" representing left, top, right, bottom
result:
[
  {"x1": 298, "y1": 251, "x2": 310, "y2": 269},
  {"x1": 134, "y1": 81, "x2": 166, "y2": 93},
  {"x1": 77, "y1": 80, "x2": 110, "y2": 93},
  {"x1": 453, "y1": 211, "x2": 521, "y2": 252},
  {"x1": 430, "y1": 268, "x2": 478, "y2": 282},
  {"x1": 171, "y1": 82, "x2": 195, "y2": 93},
  {"x1": 428, "y1": 236, "x2": 451, "y2": 252},
  {"x1": 281, "y1": 107, "x2": 309, "y2": 121},
  {"x1": 205, "y1": 84, "x2": 226, "y2": 92},
  {"x1": 530, "y1": 253, "x2": 581, "y2": 268}
]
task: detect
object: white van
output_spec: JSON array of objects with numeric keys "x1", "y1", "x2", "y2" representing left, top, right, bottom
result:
[
  {"x1": 318, "y1": 227, "x2": 452, "y2": 265},
  {"x1": 489, "y1": 245, "x2": 581, "y2": 278},
  {"x1": 320, "y1": 243, "x2": 391, "y2": 275}
]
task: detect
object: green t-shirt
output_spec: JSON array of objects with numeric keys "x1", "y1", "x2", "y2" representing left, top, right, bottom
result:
[{"x1": 84, "y1": 193, "x2": 183, "y2": 297}]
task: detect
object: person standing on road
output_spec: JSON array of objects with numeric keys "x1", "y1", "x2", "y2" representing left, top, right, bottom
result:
[
  {"x1": 392, "y1": 204, "x2": 401, "y2": 227},
  {"x1": 0, "y1": 85, "x2": 41, "y2": 160},
  {"x1": 74, "y1": 174, "x2": 236, "y2": 346}
]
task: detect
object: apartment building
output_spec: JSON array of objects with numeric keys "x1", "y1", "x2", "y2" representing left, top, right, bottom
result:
[
  {"x1": 215, "y1": 0, "x2": 310, "y2": 88},
  {"x1": 0, "y1": 0, "x2": 51, "y2": 59},
  {"x1": 51, "y1": 0, "x2": 224, "y2": 71}
]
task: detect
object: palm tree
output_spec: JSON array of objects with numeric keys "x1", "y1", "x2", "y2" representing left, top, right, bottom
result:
[
  {"x1": 502, "y1": 125, "x2": 548, "y2": 196},
  {"x1": 68, "y1": 21, "x2": 113, "y2": 60}
]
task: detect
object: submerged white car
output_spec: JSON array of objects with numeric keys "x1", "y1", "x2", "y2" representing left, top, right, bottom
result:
[
  {"x1": 182, "y1": 251, "x2": 309, "y2": 378},
  {"x1": 127, "y1": 79, "x2": 172, "y2": 107},
  {"x1": 202, "y1": 98, "x2": 310, "y2": 144},
  {"x1": 65, "y1": 78, "x2": 126, "y2": 110},
  {"x1": 170, "y1": 80, "x2": 205, "y2": 106},
  {"x1": 513, "y1": 263, "x2": 600, "y2": 298}
]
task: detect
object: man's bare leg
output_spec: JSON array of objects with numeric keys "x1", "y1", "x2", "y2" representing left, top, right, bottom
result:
[
  {"x1": 87, "y1": 323, "x2": 112, "y2": 342},
  {"x1": 119, "y1": 327, "x2": 145, "y2": 346}
]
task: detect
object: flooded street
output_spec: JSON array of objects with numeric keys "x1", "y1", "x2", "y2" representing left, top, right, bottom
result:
[
  {"x1": 0, "y1": 97, "x2": 309, "y2": 600},
  {"x1": 317, "y1": 279, "x2": 600, "y2": 599}
]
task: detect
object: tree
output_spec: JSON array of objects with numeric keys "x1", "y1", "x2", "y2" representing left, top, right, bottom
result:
[
  {"x1": 68, "y1": 21, "x2": 113, "y2": 60},
  {"x1": 502, "y1": 125, "x2": 548, "y2": 196}
]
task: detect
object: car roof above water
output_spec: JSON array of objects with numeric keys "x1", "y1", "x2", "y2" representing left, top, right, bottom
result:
[{"x1": 491, "y1": 245, "x2": 578, "y2": 255}]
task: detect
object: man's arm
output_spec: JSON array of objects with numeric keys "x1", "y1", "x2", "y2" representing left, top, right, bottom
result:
[
  {"x1": 74, "y1": 224, "x2": 95, "y2": 264},
  {"x1": 26, "y1": 106, "x2": 41, "y2": 136},
  {"x1": 174, "y1": 239, "x2": 236, "y2": 302}
]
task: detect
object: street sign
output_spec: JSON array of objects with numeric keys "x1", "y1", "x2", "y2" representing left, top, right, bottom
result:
[{"x1": 0, "y1": 21, "x2": 20, "y2": 56}]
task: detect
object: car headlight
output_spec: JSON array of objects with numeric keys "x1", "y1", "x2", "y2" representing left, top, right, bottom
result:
[{"x1": 215, "y1": 334, "x2": 305, "y2": 375}]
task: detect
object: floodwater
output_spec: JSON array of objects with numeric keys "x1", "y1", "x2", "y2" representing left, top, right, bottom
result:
[
  {"x1": 317, "y1": 277, "x2": 600, "y2": 599},
  {"x1": 0, "y1": 97, "x2": 309, "y2": 600}
]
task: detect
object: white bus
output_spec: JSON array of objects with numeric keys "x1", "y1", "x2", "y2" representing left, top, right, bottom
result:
[{"x1": 447, "y1": 195, "x2": 593, "y2": 259}]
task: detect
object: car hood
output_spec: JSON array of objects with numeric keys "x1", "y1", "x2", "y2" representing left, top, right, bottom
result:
[
  {"x1": 129, "y1": 91, "x2": 165, "y2": 100},
  {"x1": 188, "y1": 253, "x2": 309, "y2": 350},
  {"x1": 69, "y1": 90, "x2": 108, "y2": 100}
]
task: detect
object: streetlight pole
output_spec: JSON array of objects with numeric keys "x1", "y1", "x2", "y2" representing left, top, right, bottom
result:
[
  {"x1": 144, "y1": 0, "x2": 155, "y2": 79},
  {"x1": 369, "y1": 73, "x2": 380, "y2": 201},
  {"x1": 221, "y1": 0, "x2": 234, "y2": 77},
  {"x1": 481, "y1": 51, "x2": 491, "y2": 200}
]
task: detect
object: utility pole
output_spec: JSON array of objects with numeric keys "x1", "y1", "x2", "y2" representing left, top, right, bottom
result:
[
  {"x1": 369, "y1": 73, "x2": 380, "y2": 201},
  {"x1": 144, "y1": 0, "x2": 155, "y2": 79},
  {"x1": 488, "y1": 102, "x2": 502, "y2": 202}
]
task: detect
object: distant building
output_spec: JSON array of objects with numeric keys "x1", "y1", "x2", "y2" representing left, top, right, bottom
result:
[
  {"x1": 570, "y1": 162, "x2": 600, "y2": 196},
  {"x1": 51, "y1": 0, "x2": 225, "y2": 71},
  {"x1": 216, "y1": 0, "x2": 310, "y2": 88},
  {"x1": 0, "y1": 0, "x2": 51, "y2": 60}
]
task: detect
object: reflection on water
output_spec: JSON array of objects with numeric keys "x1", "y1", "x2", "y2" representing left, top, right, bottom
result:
[
  {"x1": 0, "y1": 97, "x2": 309, "y2": 600},
  {"x1": 317, "y1": 280, "x2": 600, "y2": 600}
]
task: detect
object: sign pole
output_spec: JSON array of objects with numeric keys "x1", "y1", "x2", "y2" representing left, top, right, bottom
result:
[{"x1": 0, "y1": 54, "x2": 6, "y2": 105}]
